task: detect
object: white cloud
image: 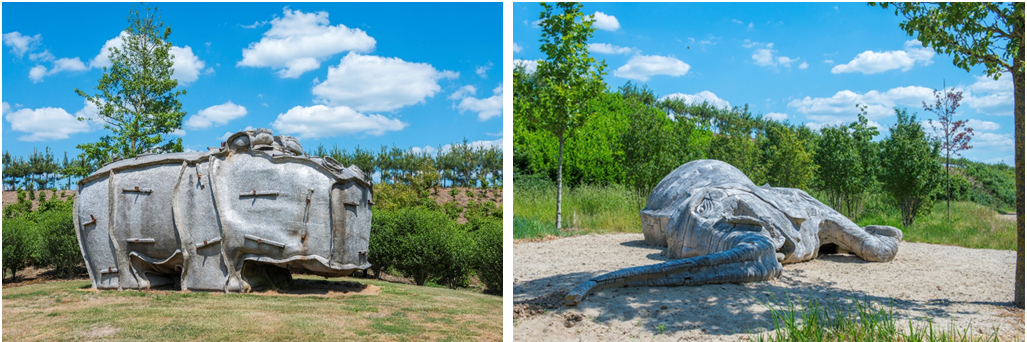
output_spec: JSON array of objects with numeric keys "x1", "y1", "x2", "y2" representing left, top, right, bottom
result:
[
  {"x1": 28, "y1": 57, "x2": 89, "y2": 82},
  {"x1": 745, "y1": 40, "x2": 802, "y2": 69},
  {"x1": 513, "y1": 43, "x2": 523, "y2": 53},
  {"x1": 271, "y1": 105, "x2": 407, "y2": 139},
  {"x1": 963, "y1": 72, "x2": 1014, "y2": 115},
  {"x1": 614, "y1": 54, "x2": 690, "y2": 82},
  {"x1": 514, "y1": 59, "x2": 539, "y2": 73},
  {"x1": 410, "y1": 145, "x2": 437, "y2": 155},
  {"x1": 169, "y1": 46, "x2": 206, "y2": 85},
  {"x1": 29, "y1": 50, "x2": 54, "y2": 62},
  {"x1": 476, "y1": 62, "x2": 493, "y2": 78},
  {"x1": 748, "y1": 22, "x2": 754, "y2": 29},
  {"x1": 660, "y1": 91, "x2": 731, "y2": 109},
  {"x1": 824, "y1": 59, "x2": 834, "y2": 64},
  {"x1": 975, "y1": 132, "x2": 1014, "y2": 150},
  {"x1": 966, "y1": 119, "x2": 1001, "y2": 131},
  {"x1": 798, "y1": 61, "x2": 809, "y2": 69},
  {"x1": 456, "y1": 84, "x2": 503, "y2": 121},
  {"x1": 4, "y1": 102, "x2": 95, "y2": 141},
  {"x1": 2, "y1": 102, "x2": 10, "y2": 116},
  {"x1": 590, "y1": 11, "x2": 620, "y2": 31},
  {"x1": 448, "y1": 85, "x2": 477, "y2": 101},
  {"x1": 170, "y1": 129, "x2": 187, "y2": 137},
  {"x1": 764, "y1": 112, "x2": 788, "y2": 121},
  {"x1": 90, "y1": 31, "x2": 206, "y2": 84},
  {"x1": 831, "y1": 39, "x2": 934, "y2": 74},
  {"x1": 731, "y1": 19, "x2": 744, "y2": 25},
  {"x1": 312, "y1": 53, "x2": 458, "y2": 112},
  {"x1": 218, "y1": 126, "x2": 257, "y2": 142},
  {"x1": 185, "y1": 101, "x2": 248, "y2": 130},
  {"x1": 589, "y1": 43, "x2": 635, "y2": 55},
  {"x1": 3, "y1": 32, "x2": 42, "y2": 57},
  {"x1": 238, "y1": 8, "x2": 376, "y2": 78}
]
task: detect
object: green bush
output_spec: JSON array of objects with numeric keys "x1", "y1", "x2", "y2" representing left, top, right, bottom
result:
[
  {"x1": 35, "y1": 198, "x2": 80, "y2": 278},
  {"x1": 470, "y1": 220, "x2": 502, "y2": 294},
  {"x1": 370, "y1": 207, "x2": 471, "y2": 288},
  {"x1": 3, "y1": 217, "x2": 35, "y2": 281}
]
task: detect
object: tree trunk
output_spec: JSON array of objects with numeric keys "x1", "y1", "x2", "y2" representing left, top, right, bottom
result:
[
  {"x1": 1013, "y1": 62, "x2": 1024, "y2": 309},
  {"x1": 556, "y1": 136, "x2": 564, "y2": 232}
]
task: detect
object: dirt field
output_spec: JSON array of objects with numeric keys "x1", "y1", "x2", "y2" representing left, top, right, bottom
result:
[{"x1": 513, "y1": 233, "x2": 1024, "y2": 341}]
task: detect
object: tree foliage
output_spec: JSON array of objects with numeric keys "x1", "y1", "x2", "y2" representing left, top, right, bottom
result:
[
  {"x1": 923, "y1": 87, "x2": 972, "y2": 218},
  {"x1": 75, "y1": 5, "x2": 186, "y2": 165},
  {"x1": 880, "y1": 109, "x2": 942, "y2": 227}
]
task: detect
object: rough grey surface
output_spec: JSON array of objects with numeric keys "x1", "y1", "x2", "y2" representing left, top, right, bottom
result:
[
  {"x1": 74, "y1": 128, "x2": 372, "y2": 292},
  {"x1": 566, "y1": 159, "x2": 902, "y2": 305}
]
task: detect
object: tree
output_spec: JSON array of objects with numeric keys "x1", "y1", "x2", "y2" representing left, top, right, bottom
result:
[
  {"x1": 879, "y1": 109, "x2": 941, "y2": 227},
  {"x1": 874, "y1": 1, "x2": 1024, "y2": 309},
  {"x1": 75, "y1": 5, "x2": 186, "y2": 165},
  {"x1": 923, "y1": 87, "x2": 972, "y2": 220},
  {"x1": 521, "y1": 2, "x2": 607, "y2": 231},
  {"x1": 815, "y1": 111, "x2": 880, "y2": 218}
]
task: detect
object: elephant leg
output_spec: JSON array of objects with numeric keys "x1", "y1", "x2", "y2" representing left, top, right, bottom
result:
[
  {"x1": 565, "y1": 234, "x2": 781, "y2": 306},
  {"x1": 820, "y1": 219, "x2": 902, "y2": 262}
]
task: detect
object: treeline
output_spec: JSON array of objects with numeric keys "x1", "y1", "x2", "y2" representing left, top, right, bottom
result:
[
  {"x1": 2, "y1": 149, "x2": 94, "y2": 191},
  {"x1": 514, "y1": 78, "x2": 1016, "y2": 226},
  {"x1": 309, "y1": 141, "x2": 502, "y2": 188}
]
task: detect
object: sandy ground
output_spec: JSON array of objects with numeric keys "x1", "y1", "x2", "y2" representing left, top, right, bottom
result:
[{"x1": 514, "y1": 233, "x2": 1024, "y2": 341}]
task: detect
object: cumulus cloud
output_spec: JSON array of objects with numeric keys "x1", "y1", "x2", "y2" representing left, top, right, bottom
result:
[
  {"x1": 312, "y1": 53, "x2": 458, "y2": 112},
  {"x1": 455, "y1": 84, "x2": 503, "y2": 121},
  {"x1": 4, "y1": 101, "x2": 96, "y2": 141},
  {"x1": 271, "y1": 105, "x2": 407, "y2": 139},
  {"x1": 660, "y1": 91, "x2": 731, "y2": 109},
  {"x1": 90, "y1": 31, "x2": 207, "y2": 84},
  {"x1": 831, "y1": 40, "x2": 934, "y2": 74},
  {"x1": 590, "y1": 11, "x2": 620, "y2": 31},
  {"x1": 764, "y1": 112, "x2": 788, "y2": 121},
  {"x1": 514, "y1": 59, "x2": 539, "y2": 73},
  {"x1": 476, "y1": 61, "x2": 493, "y2": 78},
  {"x1": 963, "y1": 72, "x2": 1014, "y2": 115},
  {"x1": 513, "y1": 43, "x2": 523, "y2": 53},
  {"x1": 589, "y1": 43, "x2": 635, "y2": 55},
  {"x1": 238, "y1": 8, "x2": 376, "y2": 78},
  {"x1": 744, "y1": 40, "x2": 802, "y2": 69},
  {"x1": 614, "y1": 54, "x2": 690, "y2": 82},
  {"x1": 28, "y1": 57, "x2": 89, "y2": 83},
  {"x1": 974, "y1": 132, "x2": 1014, "y2": 150},
  {"x1": 448, "y1": 85, "x2": 477, "y2": 101},
  {"x1": 3, "y1": 32, "x2": 42, "y2": 57},
  {"x1": 965, "y1": 119, "x2": 1000, "y2": 131},
  {"x1": 789, "y1": 85, "x2": 935, "y2": 120},
  {"x1": 185, "y1": 101, "x2": 248, "y2": 130}
]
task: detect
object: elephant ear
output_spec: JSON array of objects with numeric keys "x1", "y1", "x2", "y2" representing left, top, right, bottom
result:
[{"x1": 747, "y1": 186, "x2": 809, "y2": 224}]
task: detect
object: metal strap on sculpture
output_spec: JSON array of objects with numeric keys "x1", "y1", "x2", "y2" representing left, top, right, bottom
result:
[
  {"x1": 74, "y1": 128, "x2": 373, "y2": 292},
  {"x1": 565, "y1": 159, "x2": 902, "y2": 305}
]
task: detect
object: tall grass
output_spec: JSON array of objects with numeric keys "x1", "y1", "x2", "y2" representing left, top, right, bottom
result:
[
  {"x1": 514, "y1": 182, "x2": 1016, "y2": 251},
  {"x1": 754, "y1": 295, "x2": 1006, "y2": 342},
  {"x1": 514, "y1": 176, "x2": 644, "y2": 237}
]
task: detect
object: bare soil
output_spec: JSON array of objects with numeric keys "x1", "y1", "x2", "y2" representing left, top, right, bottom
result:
[
  {"x1": 2, "y1": 190, "x2": 76, "y2": 210},
  {"x1": 513, "y1": 233, "x2": 1025, "y2": 341}
]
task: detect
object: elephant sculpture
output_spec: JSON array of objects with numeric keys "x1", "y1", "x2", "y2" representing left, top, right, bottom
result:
[
  {"x1": 75, "y1": 128, "x2": 373, "y2": 292},
  {"x1": 565, "y1": 159, "x2": 902, "y2": 305}
]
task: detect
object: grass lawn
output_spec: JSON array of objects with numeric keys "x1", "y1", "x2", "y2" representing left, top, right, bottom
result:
[{"x1": 1, "y1": 275, "x2": 501, "y2": 342}]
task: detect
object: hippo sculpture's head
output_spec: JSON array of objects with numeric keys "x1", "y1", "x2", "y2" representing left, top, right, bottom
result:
[
  {"x1": 566, "y1": 159, "x2": 902, "y2": 305},
  {"x1": 75, "y1": 128, "x2": 373, "y2": 292}
]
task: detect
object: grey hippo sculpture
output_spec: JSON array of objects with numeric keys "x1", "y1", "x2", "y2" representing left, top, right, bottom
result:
[{"x1": 566, "y1": 159, "x2": 902, "y2": 305}]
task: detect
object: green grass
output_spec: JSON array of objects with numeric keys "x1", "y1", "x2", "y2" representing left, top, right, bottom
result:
[
  {"x1": 513, "y1": 182, "x2": 644, "y2": 238},
  {"x1": 514, "y1": 183, "x2": 1016, "y2": 251},
  {"x1": 856, "y1": 200, "x2": 1017, "y2": 251},
  {"x1": 754, "y1": 295, "x2": 1010, "y2": 342},
  {"x1": 1, "y1": 275, "x2": 501, "y2": 342}
]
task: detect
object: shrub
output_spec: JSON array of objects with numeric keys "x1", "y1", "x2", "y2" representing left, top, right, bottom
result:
[
  {"x1": 3, "y1": 217, "x2": 35, "y2": 281},
  {"x1": 370, "y1": 207, "x2": 471, "y2": 288},
  {"x1": 35, "y1": 198, "x2": 80, "y2": 278},
  {"x1": 470, "y1": 219, "x2": 502, "y2": 294}
]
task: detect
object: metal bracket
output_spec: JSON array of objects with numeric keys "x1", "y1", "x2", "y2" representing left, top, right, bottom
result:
[
  {"x1": 100, "y1": 267, "x2": 119, "y2": 274},
  {"x1": 239, "y1": 190, "x2": 279, "y2": 198},
  {"x1": 84, "y1": 214, "x2": 98, "y2": 226},
  {"x1": 122, "y1": 186, "x2": 153, "y2": 194},
  {"x1": 244, "y1": 234, "x2": 285, "y2": 248},
  {"x1": 195, "y1": 237, "x2": 222, "y2": 248},
  {"x1": 126, "y1": 238, "x2": 156, "y2": 244}
]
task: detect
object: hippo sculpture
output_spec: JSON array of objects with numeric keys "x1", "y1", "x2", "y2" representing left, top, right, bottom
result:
[
  {"x1": 566, "y1": 159, "x2": 902, "y2": 305},
  {"x1": 74, "y1": 128, "x2": 372, "y2": 292}
]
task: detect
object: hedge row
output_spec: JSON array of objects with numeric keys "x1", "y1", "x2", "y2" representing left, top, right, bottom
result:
[
  {"x1": 3, "y1": 190, "x2": 81, "y2": 280},
  {"x1": 369, "y1": 206, "x2": 503, "y2": 294}
]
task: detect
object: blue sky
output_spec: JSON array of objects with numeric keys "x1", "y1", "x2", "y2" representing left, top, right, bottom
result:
[
  {"x1": 3, "y1": 2, "x2": 502, "y2": 162},
  {"x1": 515, "y1": 2, "x2": 1017, "y2": 165}
]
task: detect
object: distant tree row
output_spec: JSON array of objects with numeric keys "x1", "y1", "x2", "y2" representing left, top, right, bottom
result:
[
  {"x1": 2, "y1": 149, "x2": 95, "y2": 191},
  {"x1": 309, "y1": 140, "x2": 502, "y2": 189}
]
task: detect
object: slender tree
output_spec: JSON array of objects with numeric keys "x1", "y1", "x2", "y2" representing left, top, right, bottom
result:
[
  {"x1": 874, "y1": 1, "x2": 1024, "y2": 309},
  {"x1": 75, "y1": 4, "x2": 186, "y2": 165},
  {"x1": 521, "y1": 2, "x2": 607, "y2": 231},
  {"x1": 923, "y1": 86, "x2": 973, "y2": 219},
  {"x1": 880, "y1": 108, "x2": 942, "y2": 227}
]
